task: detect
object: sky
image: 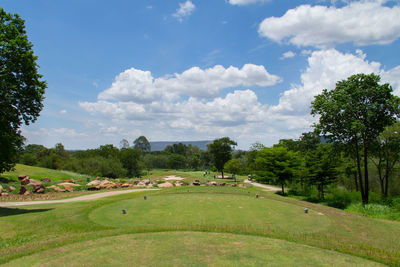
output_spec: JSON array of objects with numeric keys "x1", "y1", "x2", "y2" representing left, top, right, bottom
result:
[{"x1": 2, "y1": 0, "x2": 400, "y2": 150}]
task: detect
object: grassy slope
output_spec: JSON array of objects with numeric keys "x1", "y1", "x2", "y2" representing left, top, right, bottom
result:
[{"x1": 0, "y1": 185, "x2": 399, "y2": 265}]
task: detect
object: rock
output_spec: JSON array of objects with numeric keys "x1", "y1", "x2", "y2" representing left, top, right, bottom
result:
[
  {"x1": 1, "y1": 192, "x2": 9, "y2": 196},
  {"x1": 121, "y1": 183, "x2": 131, "y2": 188},
  {"x1": 137, "y1": 182, "x2": 146, "y2": 187},
  {"x1": 58, "y1": 182, "x2": 80, "y2": 187},
  {"x1": 64, "y1": 186, "x2": 74, "y2": 192},
  {"x1": 87, "y1": 179, "x2": 101, "y2": 186},
  {"x1": 157, "y1": 182, "x2": 174, "y2": 188},
  {"x1": 208, "y1": 181, "x2": 217, "y2": 186},
  {"x1": 41, "y1": 178, "x2": 51, "y2": 183},
  {"x1": 18, "y1": 175, "x2": 28, "y2": 181},
  {"x1": 27, "y1": 179, "x2": 43, "y2": 187},
  {"x1": 88, "y1": 186, "x2": 100, "y2": 191},
  {"x1": 99, "y1": 180, "x2": 117, "y2": 189},
  {"x1": 192, "y1": 180, "x2": 201, "y2": 186},
  {"x1": 142, "y1": 179, "x2": 151, "y2": 185},
  {"x1": 0, "y1": 184, "x2": 3, "y2": 193},
  {"x1": 33, "y1": 185, "x2": 45, "y2": 194},
  {"x1": 21, "y1": 177, "x2": 30, "y2": 185},
  {"x1": 8, "y1": 186, "x2": 16, "y2": 192},
  {"x1": 47, "y1": 185, "x2": 66, "y2": 192},
  {"x1": 218, "y1": 183, "x2": 226, "y2": 186},
  {"x1": 175, "y1": 182, "x2": 183, "y2": 187},
  {"x1": 133, "y1": 180, "x2": 140, "y2": 185},
  {"x1": 63, "y1": 179, "x2": 75, "y2": 183},
  {"x1": 19, "y1": 186, "x2": 27, "y2": 195},
  {"x1": 23, "y1": 190, "x2": 31, "y2": 196}
]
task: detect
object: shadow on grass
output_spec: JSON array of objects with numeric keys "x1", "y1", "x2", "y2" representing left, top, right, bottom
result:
[{"x1": 0, "y1": 207, "x2": 52, "y2": 217}]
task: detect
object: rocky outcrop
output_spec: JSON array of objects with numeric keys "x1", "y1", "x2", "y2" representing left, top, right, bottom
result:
[{"x1": 157, "y1": 182, "x2": 173, "y2": 188}]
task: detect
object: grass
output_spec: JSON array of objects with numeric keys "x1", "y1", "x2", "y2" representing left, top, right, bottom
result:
[{"x1": 0, "y1": 167, "x2": 399, "y2": 265}]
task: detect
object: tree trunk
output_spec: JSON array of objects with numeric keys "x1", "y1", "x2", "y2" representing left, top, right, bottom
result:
[
  {"x1": 355, "y1": 141, "x2": 366, "y2": 204},
  {"x1": 353, "y1": 173, "x2": 359, "y2": 191},
  {"x1": 281, "y1": 183, "x2": 285, "y2": 195},
  {"x1": 363, "y1": 143, "x2": 369, "y2": 205},
  {"x1": 221, "y1": 170, "x2": 224, "y2": 179}
]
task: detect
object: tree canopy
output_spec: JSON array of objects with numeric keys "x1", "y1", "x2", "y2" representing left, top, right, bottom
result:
[
  {"x1": 0, "y1": 8, "x2": 46, "y2": 173},
  {"x1": 311, "y1": 73, "x2": 400, "y2": 204},
  {"x1": 208, "y1": 137, "x2": 237, "y2": 178},
  {"x1": 134, "y1": 136, "x2": 151, "y2": 153}
]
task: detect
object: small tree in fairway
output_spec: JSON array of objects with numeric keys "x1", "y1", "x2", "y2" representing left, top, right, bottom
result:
[{"x1": 208, "y1": 137, "x2": 237, "y2": 179}]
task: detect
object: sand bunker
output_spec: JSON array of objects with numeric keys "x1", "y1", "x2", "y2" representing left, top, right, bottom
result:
[{"x1": 163, "y1": 175, "x2": 185, "y2": 181}]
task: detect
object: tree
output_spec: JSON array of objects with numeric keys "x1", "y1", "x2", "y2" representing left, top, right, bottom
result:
[
  {"x1": 0, "y1": 8, "x2": 46, "y2": 173},
  {"x1": 134, "y1": 136, "x2": 151, "y2": 153},
  {"x1": 311, "y1": 73, "x2": 400, "y2": 204},
  {"x1": 254, "y1": 146, "x2": 301, "y2": 195},
  {"x1": 305, "y1": 143, "x2": 340, "y2": 200},
  {"x1": 370, "y1": 123, "x2": 400, "y2": 197},
  {"x1": 119, "y1": 139, "x2": 130, "y2": 149},
  {"x1": 119, "y1": 147, "x2": 142, "y2": 177},
  {"x1": 224, "y1": 159, "x2": 242, "y2": 181},
  {"x1": 168, "y1": 153, "x2": 186, "y2": 169},
  {"x1": 208, "y1": 137, "x2": 237, "y2": 178}
]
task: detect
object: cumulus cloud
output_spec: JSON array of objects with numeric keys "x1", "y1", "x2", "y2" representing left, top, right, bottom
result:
[
  {"x1": 258, "y1": 0, "x2": 400, "y2": 47},
  {"x1": 96, "y1": 64, "x2": 280, "y2": 102},
  {"x1": 280, "y1": 51, "x2": 296, "y2": 59},
  {"x1": 227, "y1": 0, "x2": 270, "y2": 5},
  {"x1": 173, "y1": 0, "x2": 195, "y2": 22}
]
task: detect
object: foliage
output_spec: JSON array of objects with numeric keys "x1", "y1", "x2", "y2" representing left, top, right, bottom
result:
[
  {"x1": 254, "y1": 146, "x2": 302, "y2": 195},
  {"x1": 224, "y1": 159, "x2": 242, "y2": 175},
  {"x1": 0, "y1": 8, "x2": 47, "y2": 173},
  {"x1": 134, "y1": 136, "x2": 151, "y2": 153},
  {"x1": 208, "y1": 137, "x2": 237, "y2": 178},
  {"x1": 119, "y1": 148, "x2": 142, "y2": 177},
  {"x1": 311, "y1": 73, "x2": 400, "y2": 204},
  {"x1": 305, "y1": 143, "x2": 340, "y2": 200}
]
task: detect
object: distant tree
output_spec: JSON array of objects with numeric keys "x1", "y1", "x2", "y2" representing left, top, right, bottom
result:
[
  {"x1": 168, "y1": 153, "x2": 186, "y2": 169},
  {"x1": 305, "y1": 143, "x2": 340, "y2": 200},
  {"x1": 311, "y1": 73, "x2": 400, "y2": 204},
  {"x1": 119, "y1": 139, "x2": 130, "y2": 149},
  {"x1": 0, "y1": 8, "x2": 47, "y2": 173},
  {"x1": 208, "y1": 137, "x2": 237, "y2": 178},
  {"x1": 97, "y1": 144, "x2": 119, "y2": 159},
  {"x1": 370, "y1": 123, "x2": 400, "y2": 197},
  {"x1": 254, "y1": 146, "x2": 301, "y2": 195},
  {"x1": 134, "y1": 136, "x2": 151, "y2": 153}
]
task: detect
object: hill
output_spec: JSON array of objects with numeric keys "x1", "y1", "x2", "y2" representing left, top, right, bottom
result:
[{"x1": 150, "y1": 140, "x2": 212, "y2": 151}]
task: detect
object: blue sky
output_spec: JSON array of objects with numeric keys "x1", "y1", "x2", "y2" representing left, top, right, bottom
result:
[{"x1": 2, "y1": 0, "x2": 400, "y2": 150}]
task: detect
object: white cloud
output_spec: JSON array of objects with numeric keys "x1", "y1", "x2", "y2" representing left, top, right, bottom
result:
[
  {"x1": 96, "y1": 64, "x2": 280, "y2": 102},
  {"x1": 258, "y1": 0, "x2": 400, "y2": 47},
  {"x1": 173, "y1": 0, "x2": 195, "y2": 22},
  {"x1": 227, "y1": 0, "x2": 269, "y2": 5},
  {"x1": 59, "y1": 109, "x2": 67, "y2": 114},
  {"x1": 280, "y1": 51, "x2": 296, "y2": 59}
]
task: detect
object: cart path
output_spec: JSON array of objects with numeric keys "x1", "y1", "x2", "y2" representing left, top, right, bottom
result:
[
  {"x1": 243, "y1": 179, "x2": 281, "y2": 191},
  {"x1": 0, "y1": 189, "x2": 158, "y2": 207}
]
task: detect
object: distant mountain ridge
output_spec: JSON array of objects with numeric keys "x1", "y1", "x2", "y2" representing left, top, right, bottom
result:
[{"x1": 150, "y1": 140, "x2": 212, "y2": 151}]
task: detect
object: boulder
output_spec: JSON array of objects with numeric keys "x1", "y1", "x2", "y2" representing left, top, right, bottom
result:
[
  {"x1": 1, "y1": 192, "x2": 9, "y2": 196},
  {"x1": 18, "y1": 175, "x2": 28, "y2": 181},
  {"x1": 218, "y1": 183, "x2": 226, "y2": 186},
  {"x1": 175, "y1": 182, "x2": 183, "y2": 187},
  {"x1": 64, "y1": 186, "x2": 74, "y2": 192},
  {"x1": 63, "y1": 179, "x2": 75, "y2": 183},
  {"x1": 192, "y1": 180, "x2": 201, "y2": 186},
  {"x1": 19, "y1": 186, "x2": 27, "y2": 195},
  {"x1": 121, "y1": 183, "x2": 132, "y2": 188},
  {"x1": 33, "y1": 185, "x2": 45, "y2": 194},
  {"x1": 8, "y1": 185, "x2": 16, "y2": 192},
  {"x1": 41, "y1": 178, "x2": 51, "y2": 183},
  {"x1": 27, "y1": 179, "x2": 43, "y2": 187},
  {"x1": 87, "y1": 179, "x2": 101, "y2": 186},
  {"x1": 47, "y1": 185, "x2": 66, "y2": 192},
  {"x1": 21, "y1": 177, "x2": 31, "y2": 185},
  {"x1": 157, "y1": 182, "x2": 173, "y2": 188},
  {"x1": 142, "y1": 179, "x2": 151, "y2": 185},
  {"x1": 58, "y1": 182, "x2": 80, "y2": 187},
  {"x1": 99, "y1": 180, "x2": 117, "y2": 189},
  {"x1": 208, "y1": 181, "x2": 217, "y2": 186},
  {"x1": 137, "y1": 182, "x2": 146, "y2": 187},
  {"x1": 23, "y1": 190, "x2": 31, "y2": 196}
]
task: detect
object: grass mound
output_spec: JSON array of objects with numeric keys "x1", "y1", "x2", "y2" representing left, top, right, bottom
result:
[{"x1": 4, "y1": 232, "x2": 383, "y2": 267}]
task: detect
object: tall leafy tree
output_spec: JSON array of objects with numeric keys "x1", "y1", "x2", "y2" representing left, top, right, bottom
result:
[
  {"x1": 208, "y1": 137, "x2": 237, "y2": 178},
  {"x1": 0, "y1": 8, "x2": 46, "y2": 173},
  {"x1": 254, "y1": 146, "x2": 301, "y2": 195},
  {"x1": 134, "y1": 136, "x2": 151, "y2": 153},
  {"x1": 311, "y1": 73, "x2": 400, "y2": 204}
]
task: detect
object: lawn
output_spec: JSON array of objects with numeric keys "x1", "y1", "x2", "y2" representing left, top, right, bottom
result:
[{"x1": 0, "y1": 168, "x2": 399, "y2": 266}]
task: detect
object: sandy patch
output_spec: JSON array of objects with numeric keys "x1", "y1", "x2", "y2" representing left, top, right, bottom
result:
[{"x1": 163, "y1": 175, "x2": 185, "y2": 181}]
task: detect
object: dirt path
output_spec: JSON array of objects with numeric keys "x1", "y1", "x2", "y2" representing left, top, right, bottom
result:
[
  {"x1": 0, "y1": 189, "x2": 158, "y2": 207},
  {"x1": 243, "y1": 179, "x2": 280, "y2": 191}
]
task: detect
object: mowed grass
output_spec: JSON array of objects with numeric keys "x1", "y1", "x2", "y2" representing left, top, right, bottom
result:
[
  {"x1": 0, "y1": 183, "x2": 400, "y2": 265},
  {"x1": 5, "y1": 232, "x2": 384, "y2": 267},
  {"x1": 1, "y1": 164, "x2": 90, "y2": 181}
]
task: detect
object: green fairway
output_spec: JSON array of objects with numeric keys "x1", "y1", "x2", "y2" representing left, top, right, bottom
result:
[
  {"x1": 1, "y1": 185, "x2": 400, "y2": 265},
  {"x1": 4, "y1": 232, "x2": 383, "y2": 267},
  {"x1": 90, "y1": 192, "x2": 330, "y2": 234}
]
